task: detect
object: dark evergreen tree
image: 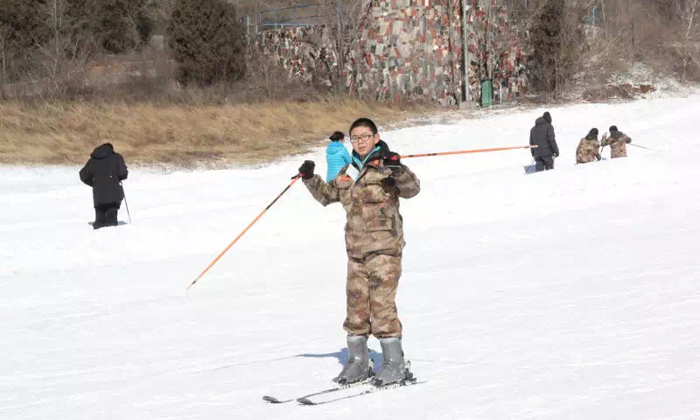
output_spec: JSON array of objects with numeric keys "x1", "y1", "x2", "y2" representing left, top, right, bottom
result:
[
  {"x1": 529, "y1": 0, "x2": 564, "y2": 93},
  {"x1": 100, "y1": 0, "x2": 155, "y2": 53},
  {"x1": 167, "y1": 0, "x2": 247, "y2": 85},
  {"x1": 0, "y1": 0, "x2": 49, "y2": 46},
  {"x1": 0, "y1": 0, "x2": 49, "y2": 83},
  {"x1": 65, "y1": 0, "x2": 155, "y2": 55}
]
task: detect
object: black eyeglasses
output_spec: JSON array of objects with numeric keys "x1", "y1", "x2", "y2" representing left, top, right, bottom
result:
[{"x1": 349, "y1": 133, "x2": 373, "y2": 144}]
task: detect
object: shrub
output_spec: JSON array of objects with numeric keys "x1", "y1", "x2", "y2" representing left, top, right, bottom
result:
[
  {"x1": 0, "y1": 0, "x2": 49, "y2": 83},
  {"x1": 167, "y1": 0, "x2": 247, "y2": 86}
]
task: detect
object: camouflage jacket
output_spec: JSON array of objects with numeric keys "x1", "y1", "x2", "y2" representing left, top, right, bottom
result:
[
  {"x1": 601, "y1": 132, "x2": 632, "y2": 158},
  {"x1": 576, "y1": 138, "x2": 601, "y2": 164},
  {"x1": 303, "y1": 144, "x2": 420, "y2": 259}
]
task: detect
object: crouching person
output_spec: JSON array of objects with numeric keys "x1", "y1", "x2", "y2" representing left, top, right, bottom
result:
[
  {"x1": 576, "y1": 128, "x2": 601, "y2": 164},
  {"x1": 297, "y1": 117, "x2": 420, "y2": 386},
  {"x1": 79, "y1": 143, "x2": 128, "y2": 229},
  {"x1": 601, "y1": 125, "x2": 632, "y2": 158}
]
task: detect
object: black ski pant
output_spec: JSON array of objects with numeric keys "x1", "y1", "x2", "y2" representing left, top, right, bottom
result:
[
  {"x1": 94, "y1": 202, "x2": 120, "y2": 229},
  {"x1": 535, "y1": 156, "x2": 554, "y2": 172}
]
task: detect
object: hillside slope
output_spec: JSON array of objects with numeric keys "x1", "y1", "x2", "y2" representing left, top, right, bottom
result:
[{"x1": 2, "y1": 94, "x2": 699, "y2": 419}]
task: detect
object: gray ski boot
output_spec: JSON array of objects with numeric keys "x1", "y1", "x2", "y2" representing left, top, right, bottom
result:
[
  {"x1": 333, "y1": 335, "x2": 373, "y2": 385},
  {"x1": 373, "y1": 337, "x2": 412, "y2": 386}
]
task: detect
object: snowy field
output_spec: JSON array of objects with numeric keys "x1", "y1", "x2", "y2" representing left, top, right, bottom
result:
[{"x1": 2, "y1": 94, "x2": 700, "y2": 420}]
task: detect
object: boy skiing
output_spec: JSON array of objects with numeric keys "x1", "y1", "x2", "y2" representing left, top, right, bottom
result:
[{"x1": 297, "y1": 118, "x2": 420, "y2": 386}]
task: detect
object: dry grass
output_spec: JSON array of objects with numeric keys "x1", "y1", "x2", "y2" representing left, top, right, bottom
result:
[{"x1": 0, "y1": 99, "x2": 439, "y2": 167}]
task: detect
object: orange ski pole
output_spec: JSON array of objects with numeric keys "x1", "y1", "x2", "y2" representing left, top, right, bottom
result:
[
  {"x1": 187, "y1": 175, "x2": 303, "y2": 291},
  {"x1": 400, "y1": 145, "x2": 536, "y2": 159}
]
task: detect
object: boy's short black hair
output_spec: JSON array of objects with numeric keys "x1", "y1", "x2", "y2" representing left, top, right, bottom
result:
[
  {"x1": 349, "y1": 118, "x2": 378, "y2": 135},
  {"x1": 329, "y1": 131, "x2": 345, "y2": 141}
]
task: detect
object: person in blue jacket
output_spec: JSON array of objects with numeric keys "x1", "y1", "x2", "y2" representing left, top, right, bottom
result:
[{"x1": 326, "y1": 131, "x2": 352, "y2": 181}]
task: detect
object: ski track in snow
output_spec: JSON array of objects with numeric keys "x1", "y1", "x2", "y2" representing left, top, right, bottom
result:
[{"x1": 2, "y1": 95, "x2": 700, "y2": 419}]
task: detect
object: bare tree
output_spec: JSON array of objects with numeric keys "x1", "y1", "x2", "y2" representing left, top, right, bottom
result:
[
  {"x1": 0, "y1": 23, "x2": 10, "y2": 93},
  {"x1": 678, "y1": 0, "x2": 700, "y2": 81},
  {"x1": 316, "y1": 0, "x2": 370, "y2": 94},
  {"x1": 474, "y1": 0, "x2": 530, "y2": 80},
  {"x1": 32, "y1": 0, "x2": 93, "y2": 95},
  {"x1": 36, "y1": 0, "x2": 69, "y2": 82}
]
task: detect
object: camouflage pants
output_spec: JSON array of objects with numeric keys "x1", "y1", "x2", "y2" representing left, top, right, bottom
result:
[{"x1": 344, "y1": 253, "x2": 402, "y2": 338}]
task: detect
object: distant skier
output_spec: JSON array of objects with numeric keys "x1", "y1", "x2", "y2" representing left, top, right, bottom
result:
[
  {"x1": 529, "y1": 111, "x2": 559, "y2": 171},
  {"x1": 79, "y1": 143, "x2": 129, "y2": 229},
  {"x1": 297, "y1": 117, "x2": 420, "y2": 387},
  {"x1": 576, "y1": 128, "x2": 602, "y2": 164},
  {"x1": 325, "y1": 131, "x2": 351, "y2": 181},
  {"x1": 601, "y1": 125, "x2": 632, "y2": 159}
]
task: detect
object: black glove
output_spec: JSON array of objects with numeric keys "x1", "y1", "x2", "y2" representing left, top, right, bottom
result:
[
  {"x1": 297, "y1": 160, "x2": 315, "y2": 180},
  {"x1": 383, "y1": 152, "x2": 401, "y2": 167},
  {"x1": 381, "y1": 176, "x2": 397, "y2": 193},
  {"x1": 553, "y1": 152, "x2": 559, "y2": 158}
]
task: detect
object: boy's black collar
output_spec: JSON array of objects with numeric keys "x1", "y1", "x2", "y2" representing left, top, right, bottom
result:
[{"x1": 352, "y1": 139, "x2": 391, "y2": 162}]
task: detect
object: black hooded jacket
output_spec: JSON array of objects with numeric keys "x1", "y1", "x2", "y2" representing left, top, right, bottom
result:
[
  {"x1": 79, "y1": 144, "x2": 129, "y2": 206},
  {"x1": 529, "y1": 117, "x2": 559, "y2": 158}
]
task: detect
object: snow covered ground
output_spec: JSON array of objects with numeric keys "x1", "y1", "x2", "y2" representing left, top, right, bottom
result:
[{"x1": 2, "y1": 94, "x2": 700, "y2": 420}]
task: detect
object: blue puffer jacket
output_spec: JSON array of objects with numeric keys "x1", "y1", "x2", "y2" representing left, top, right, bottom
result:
[{"x1": 326, "y1": 142, "x2": 352, "y2": 181}]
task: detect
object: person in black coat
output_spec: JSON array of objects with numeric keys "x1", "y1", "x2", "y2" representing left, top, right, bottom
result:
[
  {"x1": 529, "y1": 111, "x2": 560, "y2": 172},
  {"x1": 79, "y1": 143, "x2": 129, "y2": 229}
]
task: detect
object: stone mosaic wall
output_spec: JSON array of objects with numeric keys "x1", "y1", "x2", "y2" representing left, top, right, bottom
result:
[
  {"x1": 249, "y1": 0, "x2": 528, "y2": 106},
  {"x1": 350, "y1": 1, "x2": 458, "y2": 103},
  {"x1": 252, "y1": 26, "x2": 338, "y2": 87}
]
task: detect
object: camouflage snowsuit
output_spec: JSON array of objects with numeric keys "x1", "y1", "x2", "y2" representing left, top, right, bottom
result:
[
  {"x1": 303, "y1": 149, "x2": 420, "y2": 338},
  {"x1": 576, "y1": 138, "x2": 601, "y2": 164},
  {"x1": 601, "y1": 132, "x2": 632, "y2": 158}
]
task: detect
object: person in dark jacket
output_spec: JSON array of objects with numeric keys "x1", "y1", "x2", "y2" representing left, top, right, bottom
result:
[
  {"x1": 79, "y1": 143, "x2": 128, "y2": 229},
  {"x1": 529, "y1": 111, "x2": 559, "y2": 172}
]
